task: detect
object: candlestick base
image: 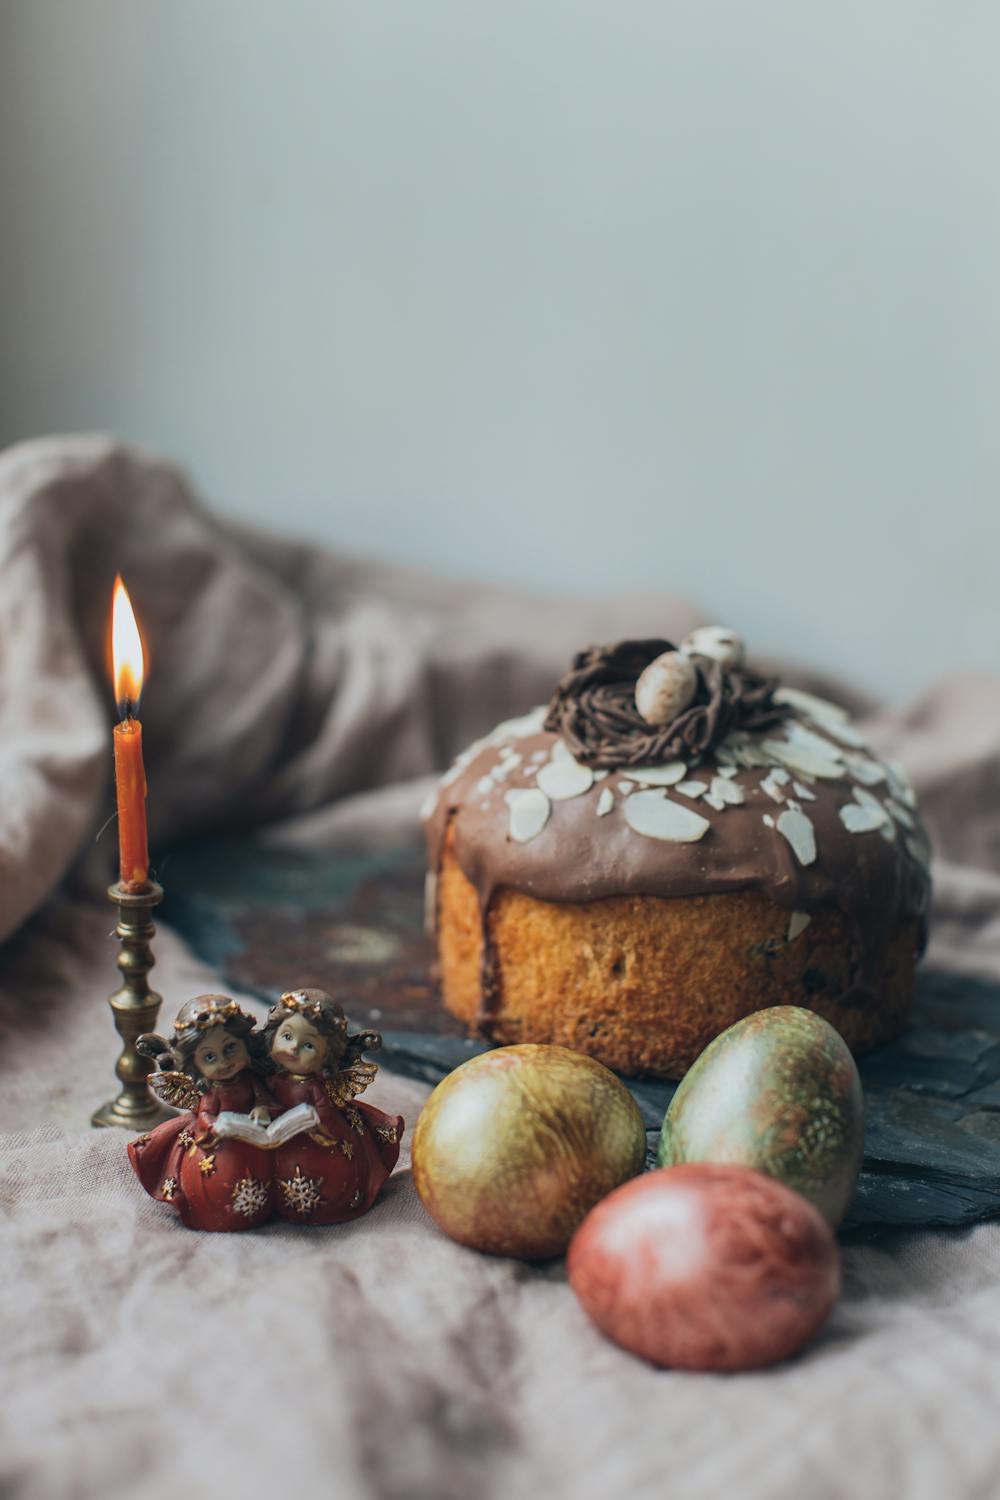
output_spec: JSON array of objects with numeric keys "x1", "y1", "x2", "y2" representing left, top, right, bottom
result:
[
  {"x1": 91, "y1": 880, "x2": 174, "y2": 1133},
  {"x1": 90, "y1": 1092, "x2": 174, "y2": 1132}
]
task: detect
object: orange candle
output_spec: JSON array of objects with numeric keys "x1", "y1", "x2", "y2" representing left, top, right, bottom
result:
[{"x1": 111, "y1": 576, "x2": 150, "y2": 888}]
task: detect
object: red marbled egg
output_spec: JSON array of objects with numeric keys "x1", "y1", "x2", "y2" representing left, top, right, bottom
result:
[{"x1": 568, "y1": 1163, "x2": 840, "y2": 1371}]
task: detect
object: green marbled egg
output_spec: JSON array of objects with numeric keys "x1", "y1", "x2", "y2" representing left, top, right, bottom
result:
[{"x1": 656, "y1": 1006, "x2": 864, "y2": 1226}]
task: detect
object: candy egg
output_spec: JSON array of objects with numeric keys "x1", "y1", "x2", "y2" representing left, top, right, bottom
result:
[
  {"x1": 657, "y1": 1005, "x2": 864, "y2": 1226},
  {"x1": 680, "y1": 625, "x2": 745, "y2": 668},
  {"x1": 634, "y1": 650, "x2": 697, "y2": 727},
  {"x1": 412, "y1": 1044, "x2": 646, "y2": 1259},
  {"x1": 568, "y1": 1163, "x2": 840, "y2": 1371}
]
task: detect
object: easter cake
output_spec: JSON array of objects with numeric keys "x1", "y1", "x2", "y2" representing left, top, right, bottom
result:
[{"x1": 422, "y1": 630, "x2": 931, "y2": 1078}]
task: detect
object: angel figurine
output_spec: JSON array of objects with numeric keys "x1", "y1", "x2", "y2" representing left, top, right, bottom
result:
[
  {"x1": 128, "y1": 995, "x2": 278, "y2": 1231},
  {"x1": 264, "y1": 988, "x2": 404, "y2": 1224}
]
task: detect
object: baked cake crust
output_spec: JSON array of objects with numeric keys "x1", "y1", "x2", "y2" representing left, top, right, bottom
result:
[
  {"x1": 423, "y1": 638, "x2": 931, "y2": 1079},
  {"x1": 437, "y1": 826, "x2": 919, "y2": 1077}
]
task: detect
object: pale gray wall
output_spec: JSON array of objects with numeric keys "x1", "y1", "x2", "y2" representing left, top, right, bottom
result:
[{"x1": 2, "y1": 0, "x2": 998, "y2": 698}]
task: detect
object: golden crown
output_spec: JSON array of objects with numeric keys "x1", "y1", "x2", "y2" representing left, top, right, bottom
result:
[
  {"x1": 179, "y1": 998, "x2": 245, "y2": 1035},
  {"x1": 277, "y1": 991, "x2": 346, "y2": 1027}
]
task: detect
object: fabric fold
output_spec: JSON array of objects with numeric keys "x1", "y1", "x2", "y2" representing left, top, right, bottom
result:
[{"x1": 0, "y1": 435, "x2": 699, "y2": 941}]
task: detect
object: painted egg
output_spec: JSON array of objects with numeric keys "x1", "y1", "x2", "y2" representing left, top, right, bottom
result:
[
  {"x1": 634, "y1": 649, "x2": 697, "y2": 726},
  {"x1": 680, "y1": 624, "x2": 745, "y2": 668},
  {"x1": 412, "y1": 1044, "x2": 646, "y2": 1259},
  {"x1": 656, "y1": 1005, "x2": 864, "y2": 1226},
  {"x1": 568, "y1": 1163, "x2": 841, "y2": 1371}
]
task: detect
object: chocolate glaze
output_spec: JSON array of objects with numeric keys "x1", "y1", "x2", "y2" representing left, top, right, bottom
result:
[{"x1": 424, "y1": 707, "x2": 931, "y2": 1030}]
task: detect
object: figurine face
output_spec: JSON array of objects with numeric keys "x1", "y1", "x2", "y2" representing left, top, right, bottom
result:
[
  {"x1": 271, "y1": 1014, "x2": 327, "y2": 1075},
  {"x1": 193, "y1": 1025, "x2": 250, "y2": 1083}
]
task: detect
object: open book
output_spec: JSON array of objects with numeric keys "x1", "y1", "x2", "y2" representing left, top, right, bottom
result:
[{"x1": 213, "y1": 1102, "x2": 319, "y2": 1148}]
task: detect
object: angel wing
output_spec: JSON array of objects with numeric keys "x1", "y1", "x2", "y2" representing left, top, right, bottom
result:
[
  {"x1": 325, "y1": 1059, "x2": 378, "y2": 1108},
  {"x1": 147, "y1": 1069, "x2": 202, "y2": 1113}
]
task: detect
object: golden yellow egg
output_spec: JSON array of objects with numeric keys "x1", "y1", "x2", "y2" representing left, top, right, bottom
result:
[{"x1": 412, "y1": 1043, "x2": 646, "y2": 1259}]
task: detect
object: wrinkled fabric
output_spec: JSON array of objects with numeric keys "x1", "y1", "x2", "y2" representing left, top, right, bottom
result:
[
  {"x1": 0, "y1": 436, "x2": 699, "y2": 942},
  {"x1": 2, "y1": 436, "x2": 1000, "y2": 1500}
]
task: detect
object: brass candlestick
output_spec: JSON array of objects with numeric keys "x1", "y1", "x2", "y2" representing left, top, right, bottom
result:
[{"x1": 91, "y1": 879, "x2": 173, "y2": 1131}]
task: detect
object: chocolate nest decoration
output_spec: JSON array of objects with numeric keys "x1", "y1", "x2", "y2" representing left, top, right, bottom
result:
[{"x1": 543, "y1": 638, "x2": 789, "y2": 769}]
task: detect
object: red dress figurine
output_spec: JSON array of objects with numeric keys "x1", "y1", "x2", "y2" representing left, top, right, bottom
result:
[
  {"x1": 264, "y1": 989, "x2": 403, "y2": 1225},
  {"x1": 129, "y1": 996, "x2": 276, "y2": 1231}
]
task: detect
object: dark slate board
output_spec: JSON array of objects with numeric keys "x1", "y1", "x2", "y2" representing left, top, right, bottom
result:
[{"x1": 159, "y1": 837, "x2": 1000, "y2": 1238}]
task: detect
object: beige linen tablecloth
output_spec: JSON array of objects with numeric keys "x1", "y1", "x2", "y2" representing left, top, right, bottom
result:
[{"x1": 2, "y1": 437, "x2": 999, "y2": 1500}]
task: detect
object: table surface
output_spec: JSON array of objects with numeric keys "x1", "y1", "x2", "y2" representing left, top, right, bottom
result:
[{"x1": 161, "y1": 836, "x2": 1000, "y2": 1237}]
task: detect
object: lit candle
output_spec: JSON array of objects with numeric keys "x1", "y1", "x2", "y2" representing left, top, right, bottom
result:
[{"x1": 111, "y1": 575, "x2": 150, "y2": 888}]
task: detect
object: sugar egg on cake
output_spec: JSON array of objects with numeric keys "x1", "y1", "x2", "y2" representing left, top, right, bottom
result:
[{"x1": 422, "y1": 630, "x2": 931, "y2": 1079}]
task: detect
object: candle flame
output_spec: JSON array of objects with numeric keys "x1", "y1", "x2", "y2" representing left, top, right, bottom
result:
[{"x1": 112, "y1": 575, "x2": 144, "y2": 716}]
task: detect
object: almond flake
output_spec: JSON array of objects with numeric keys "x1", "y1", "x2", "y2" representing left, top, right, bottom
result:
[
  {"x1": 676, "y1": 779, "x2": 708, "y2": 799},
  {"x1": 764, "y1": 739, "x2": 843, "y2": 780},
  {"x1": 618, "y1": 780, "x2": 636, "y2": 795},
  {"x1": 624, "y1": 791, "x2": 711, "y2": 843},
  {"x1": 792, "y1": 781, "x2": 816, "y2": 802},
  {"x1": 760, "y1": 775, "x2": 786, "y2": 803},
  {"x1": 717, "y1": 766, "x2": 739, "y2": 779},
  {"x1": 492, "y1": 754, "x2": 522, "y2": 782},
  {"x1": 887, "y1": 760, "x2": 918, "y2": 808},
  {"x1": 704, "y1": 795, "x2": 726, "y2": 811},
  {"x1": 905, "y1": 830, "x2": 932, "y2": 870},
  {"x1": 785, "y1": 722, "x2": 846, "y2": 762},
  {"x1": 537, "y1": 756, "x2": 595, "y2": 801},
  {"x1": 852, "y1": 786, "x2": 889, "y2": 819},
  {"x1": 596, "y1": 788, "x2": 614, "y2": 817},
  {"x1": 629, "y1": 761, "x2": 688, "y2": 787},
  {"x1": 839, "y1": 803, "x2": 886, "y2": 834},
  {"x1": 774, "y1": 686, "x2": 849, "y2": 724},
  {"x1": 819, "y1": 718, "x2": 869, "y2": 749},
  {"x1": 762, "y1": 813, "x2": 776, "y2": 829},
  {"x1": 851, "y1": 792, "x2": 893, "y2": 840},
  {"x1": 776, "y1": 808, "x2": 817, "y2": 865},
  {"x1": 722, "y1": 734, "x2": 774, "y2": 769},
  {"x1": 710, "y1": 776, "x2": 745, "y2": 805},
  {"x1": 504, "y1": 788, "x2": 551, "y2": 843},
  {"x1": 780, "y1": 686, "x2": 868, "y2": 748},
  {"x1": 886, "y1": 798, "x2": 915, "y2": 830},
  {"x1": 787, "y1": 911, "x2": 811, "y2": 942},
  {"x1": 843, "y1": 753, "x2": 886, "y2": 787}
]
